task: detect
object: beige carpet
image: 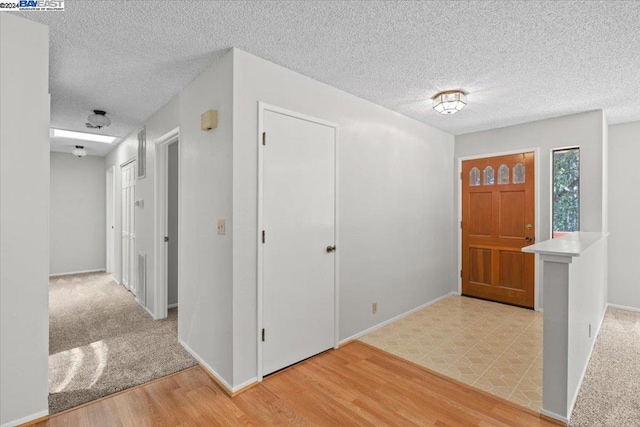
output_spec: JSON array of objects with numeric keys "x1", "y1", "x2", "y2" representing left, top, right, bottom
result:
[
  {"x1": 49, "y1": 272, "x2": 196, "y2": 414},
  {"x1": 570, "y1": 307, "x2": 640, "y2": 426}
]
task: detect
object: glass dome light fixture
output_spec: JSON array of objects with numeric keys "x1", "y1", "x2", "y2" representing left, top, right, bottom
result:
[
  {"x1": 72, "y1": 145, "x2": 87, "y2": 158},
  {"x1": 86, "y1": 110, "x2": 111, "y2": 129},
  {"x1": 432, "y1": 90, "x2": 467, "y2": 115}
]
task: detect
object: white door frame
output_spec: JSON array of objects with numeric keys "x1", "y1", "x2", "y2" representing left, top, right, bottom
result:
[
  {"x1": 153, "y1": 127, "x2": 180, "y2": 320},
  {"x1": 106, "y1": 166, "x2": 116, "y2": 274},
  {"x1": 457, "y1": 147, "x2": 542, "y2": 312},
  {"x1": 120, "y1": 158, "x2": 136, "y2": 293},
  {"x1": 257, "y1": 102, "x2": 339, "y2": 381}
]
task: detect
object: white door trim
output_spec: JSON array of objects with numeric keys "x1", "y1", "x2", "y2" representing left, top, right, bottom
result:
[
  {"x1": 120, "y1": 158, "x2": 136, "y2": 293},
  {"x1": 153, "y1": 127, "x2": 180, "y2": 320},
  {"x1": 457, "y1": 147, "x2": 542, "y2": 312},
  {"x1": 257, "y1": 102, "x2": 339, "y2": 381},
  {"x1": 106, "y1": 165, "x2": 116, "y2": 274}
]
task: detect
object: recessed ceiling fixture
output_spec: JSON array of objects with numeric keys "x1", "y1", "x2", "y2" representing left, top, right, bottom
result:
[
  {"x1": 86, "y1": 110, "x2": 111, "y2": 129},
  {"x1": 72, "y1": 145, "x2": 87, "y2": 158},
  {"x1": 432, "y1": 90, "x2": 467, "y2": 115},
  {"x1": 51, "y1": 128, "x2": 118, "y2": 144}
]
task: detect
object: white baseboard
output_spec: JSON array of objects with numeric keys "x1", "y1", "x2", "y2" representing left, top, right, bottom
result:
[
  {"x1": 1, "y1": 409, "x2": 48, "y2": 427},
  {"x1": 178, "y1": 339, "x2": 234, "y2": 392},
  {"x1": 167, "y1": 303, "x2": 178, "y2": 309},
  {"x1": 135, "y1": 297, "x2": 155, "y2": 319},
  {"x1": 338, "y1": 291, "x2": 457, "y2": 345},
  {"x1": 234, "y1": 376, "x2": 259, "y2": 392},
  {"x1": 567, "y1": 306, "x2": 607, "y2": 421},
  {"x1": 540, "y1": 409, "x2": 568, "y2": 424},
  {"x1": 607, "y1": 302, "x2": 640, "y2": 313},
  {"x1": 49, "y1": 268, "x2": 106, "y2": 277}
]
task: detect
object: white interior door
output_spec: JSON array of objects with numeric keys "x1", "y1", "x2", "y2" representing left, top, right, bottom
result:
[
  {"x1": 106, "y1": 167, "x2": 115, "y2": 273},
  {"x1": 121, "y1": 160, "x2": 136, "y2": 294},
  {"x1": 262, "y1": 109, "x2": 336, "y2": 376}
]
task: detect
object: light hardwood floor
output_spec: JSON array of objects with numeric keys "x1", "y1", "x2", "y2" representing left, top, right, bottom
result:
[{"x1": 31, "y1": 341, "x2": 557, "y2": 426}]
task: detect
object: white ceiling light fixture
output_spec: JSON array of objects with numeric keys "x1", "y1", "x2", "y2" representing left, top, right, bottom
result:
[
  {"x1": 86, "y1": 110, "x2": 111, "y2": 129},
  {"x1": 51, "y1": 128, "x2": 118, "y2": 144},
  {"x1": 72, "y1": 145, "x2": 87, "y2": 158},
  {"x1": 432, "y1": 90, "x2": 467, "y2": 115}
]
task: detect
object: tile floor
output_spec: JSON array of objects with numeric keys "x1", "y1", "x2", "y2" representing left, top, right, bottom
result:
[{"x1": 359, "y1": 295, "x2": 543, "y2": 412}]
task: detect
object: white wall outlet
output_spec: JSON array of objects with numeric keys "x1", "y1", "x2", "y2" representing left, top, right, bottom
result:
[
  {"x1": 372, "y1": 302, "x2": 378, "y2": 314},
  {"x1": 217, "y1": 219, "x2": 225, "y2": 235}
]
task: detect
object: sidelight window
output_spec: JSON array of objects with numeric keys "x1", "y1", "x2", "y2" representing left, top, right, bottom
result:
[{"x1": 552, "y1": 148, "x2": 580, "y2": 238}]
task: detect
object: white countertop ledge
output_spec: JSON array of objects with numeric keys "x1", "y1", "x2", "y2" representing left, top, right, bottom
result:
[{"x1": 522, "y1": 232, "x2": 609, "y2": 257}]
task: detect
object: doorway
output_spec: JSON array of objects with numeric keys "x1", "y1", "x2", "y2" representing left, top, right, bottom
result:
[
  {"x1": 461, "y1": 152, "x2": 535, "y2": 308},
  {"x1": 153, "y1": 127, "x2": 180, "y2": 320},
  {"x1": 167, "y1": 140, "x2": 179, "y2": 310},
  {"x1": 258, "y1": 104, "x2": 338, "y2": 378},
  {"x1": 121, "y1": 159, "x2": 136, "y2": 295}
]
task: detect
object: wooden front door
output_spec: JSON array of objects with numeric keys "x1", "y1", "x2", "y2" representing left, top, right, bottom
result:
[{"x1": 462, "y1": 152, "x2": 535, "y2": 308}]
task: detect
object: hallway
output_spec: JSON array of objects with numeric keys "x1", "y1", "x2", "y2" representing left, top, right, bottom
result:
[{"x1": 49, "y1": 272, "x2": 196, "y2": 413}]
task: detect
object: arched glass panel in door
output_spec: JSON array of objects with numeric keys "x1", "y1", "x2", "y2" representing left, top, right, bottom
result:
[
  {"x1": 513, "y1": 163, "x2": 525, "y2": 184},
  {"x1": 483, "y1": 166, "x2": 495, "y2": 185},
  {"x1": 469, "y1": 167, "x2": 480, "y2": 186},
  {"x1": 498, "y1": 164, "x2": 509, "y2": 184}
]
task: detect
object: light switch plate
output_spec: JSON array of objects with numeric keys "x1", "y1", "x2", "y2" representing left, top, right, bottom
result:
[{"x1": 217, "y1": 219, "x2": 225, "y2": 235}]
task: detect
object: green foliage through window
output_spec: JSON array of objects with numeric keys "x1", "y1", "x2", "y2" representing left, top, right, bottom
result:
[{"x1": 552, "y1": 148, "x2": 580, "y2": 235}]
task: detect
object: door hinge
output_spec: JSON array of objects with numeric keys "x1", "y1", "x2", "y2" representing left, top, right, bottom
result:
[
  {"x1": 164, "y1": 236, "x2": 169, "y2": 242},
  {"x1": 262, "y1": 328, "x2": 265, "y2": 342},
  {"x1": 262, "y1": 131, "x2": 266, "y2": 146},
  {"x1": 262, "y1": 230, "x2": 266, "y2": 243},
  {"x1": 460, "y1": 270, "x2": 462, "y2": 278},
  {"x1": 460, "y1": 221, "x2": 462, "y2": 229}
]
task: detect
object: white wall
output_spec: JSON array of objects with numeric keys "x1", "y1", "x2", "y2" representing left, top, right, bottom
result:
[
  {"x1": 105, "y1": 95, "x2": 179, "y2": 311},
  {"x1": 532, "y1": 233, "x2": 608, "y2": 421},
  {"x1": 0, "y1": 14, "x2": 50, "y2": 427},
  {"x1": 231, "y1": 48, "x2": 455, "y2": 386},
  {"x1": 50, "y1": 153, "x2": 106, "y2": 275},
  {"x1": 608, "y1": 120, "x2": 640, "y2": 309},
  {"x1": 178, "y1": 51, "x2": 234, "y2": 385},
  {"x1": 567, "y1": 237, "x2": 608, "y2": 417},
  {"x1": 454, "y1": 110, "x2": 607, "y2": 309}
]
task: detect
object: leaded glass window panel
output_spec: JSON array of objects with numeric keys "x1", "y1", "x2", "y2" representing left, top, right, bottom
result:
[
  {"x1": 483, "y1": 166, "x2": 495, "y2": 185},
  {"x1": 513, "y1": 163, "x2": 525, "y2": 184},
  {"x1": 469, "y1": 167, "x2": 480, "y2": 186},
  {"x1": 498, "y1": 164, "x2": 509, "y2": 184}
]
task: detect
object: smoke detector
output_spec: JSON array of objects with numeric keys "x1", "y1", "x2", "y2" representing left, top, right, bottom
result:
[{"x1": 86, "y1": 110, "x2": 111, "y2": 129}]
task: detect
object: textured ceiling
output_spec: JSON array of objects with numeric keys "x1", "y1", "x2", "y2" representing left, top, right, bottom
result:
[{"x1": 14, "y1": 0, "x2": 640, "y2": 156}]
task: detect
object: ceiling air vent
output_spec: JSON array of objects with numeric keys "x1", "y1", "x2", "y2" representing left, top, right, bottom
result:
[{"x1": 137, "y1": 127, "x2": 146, "y2": 179}]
